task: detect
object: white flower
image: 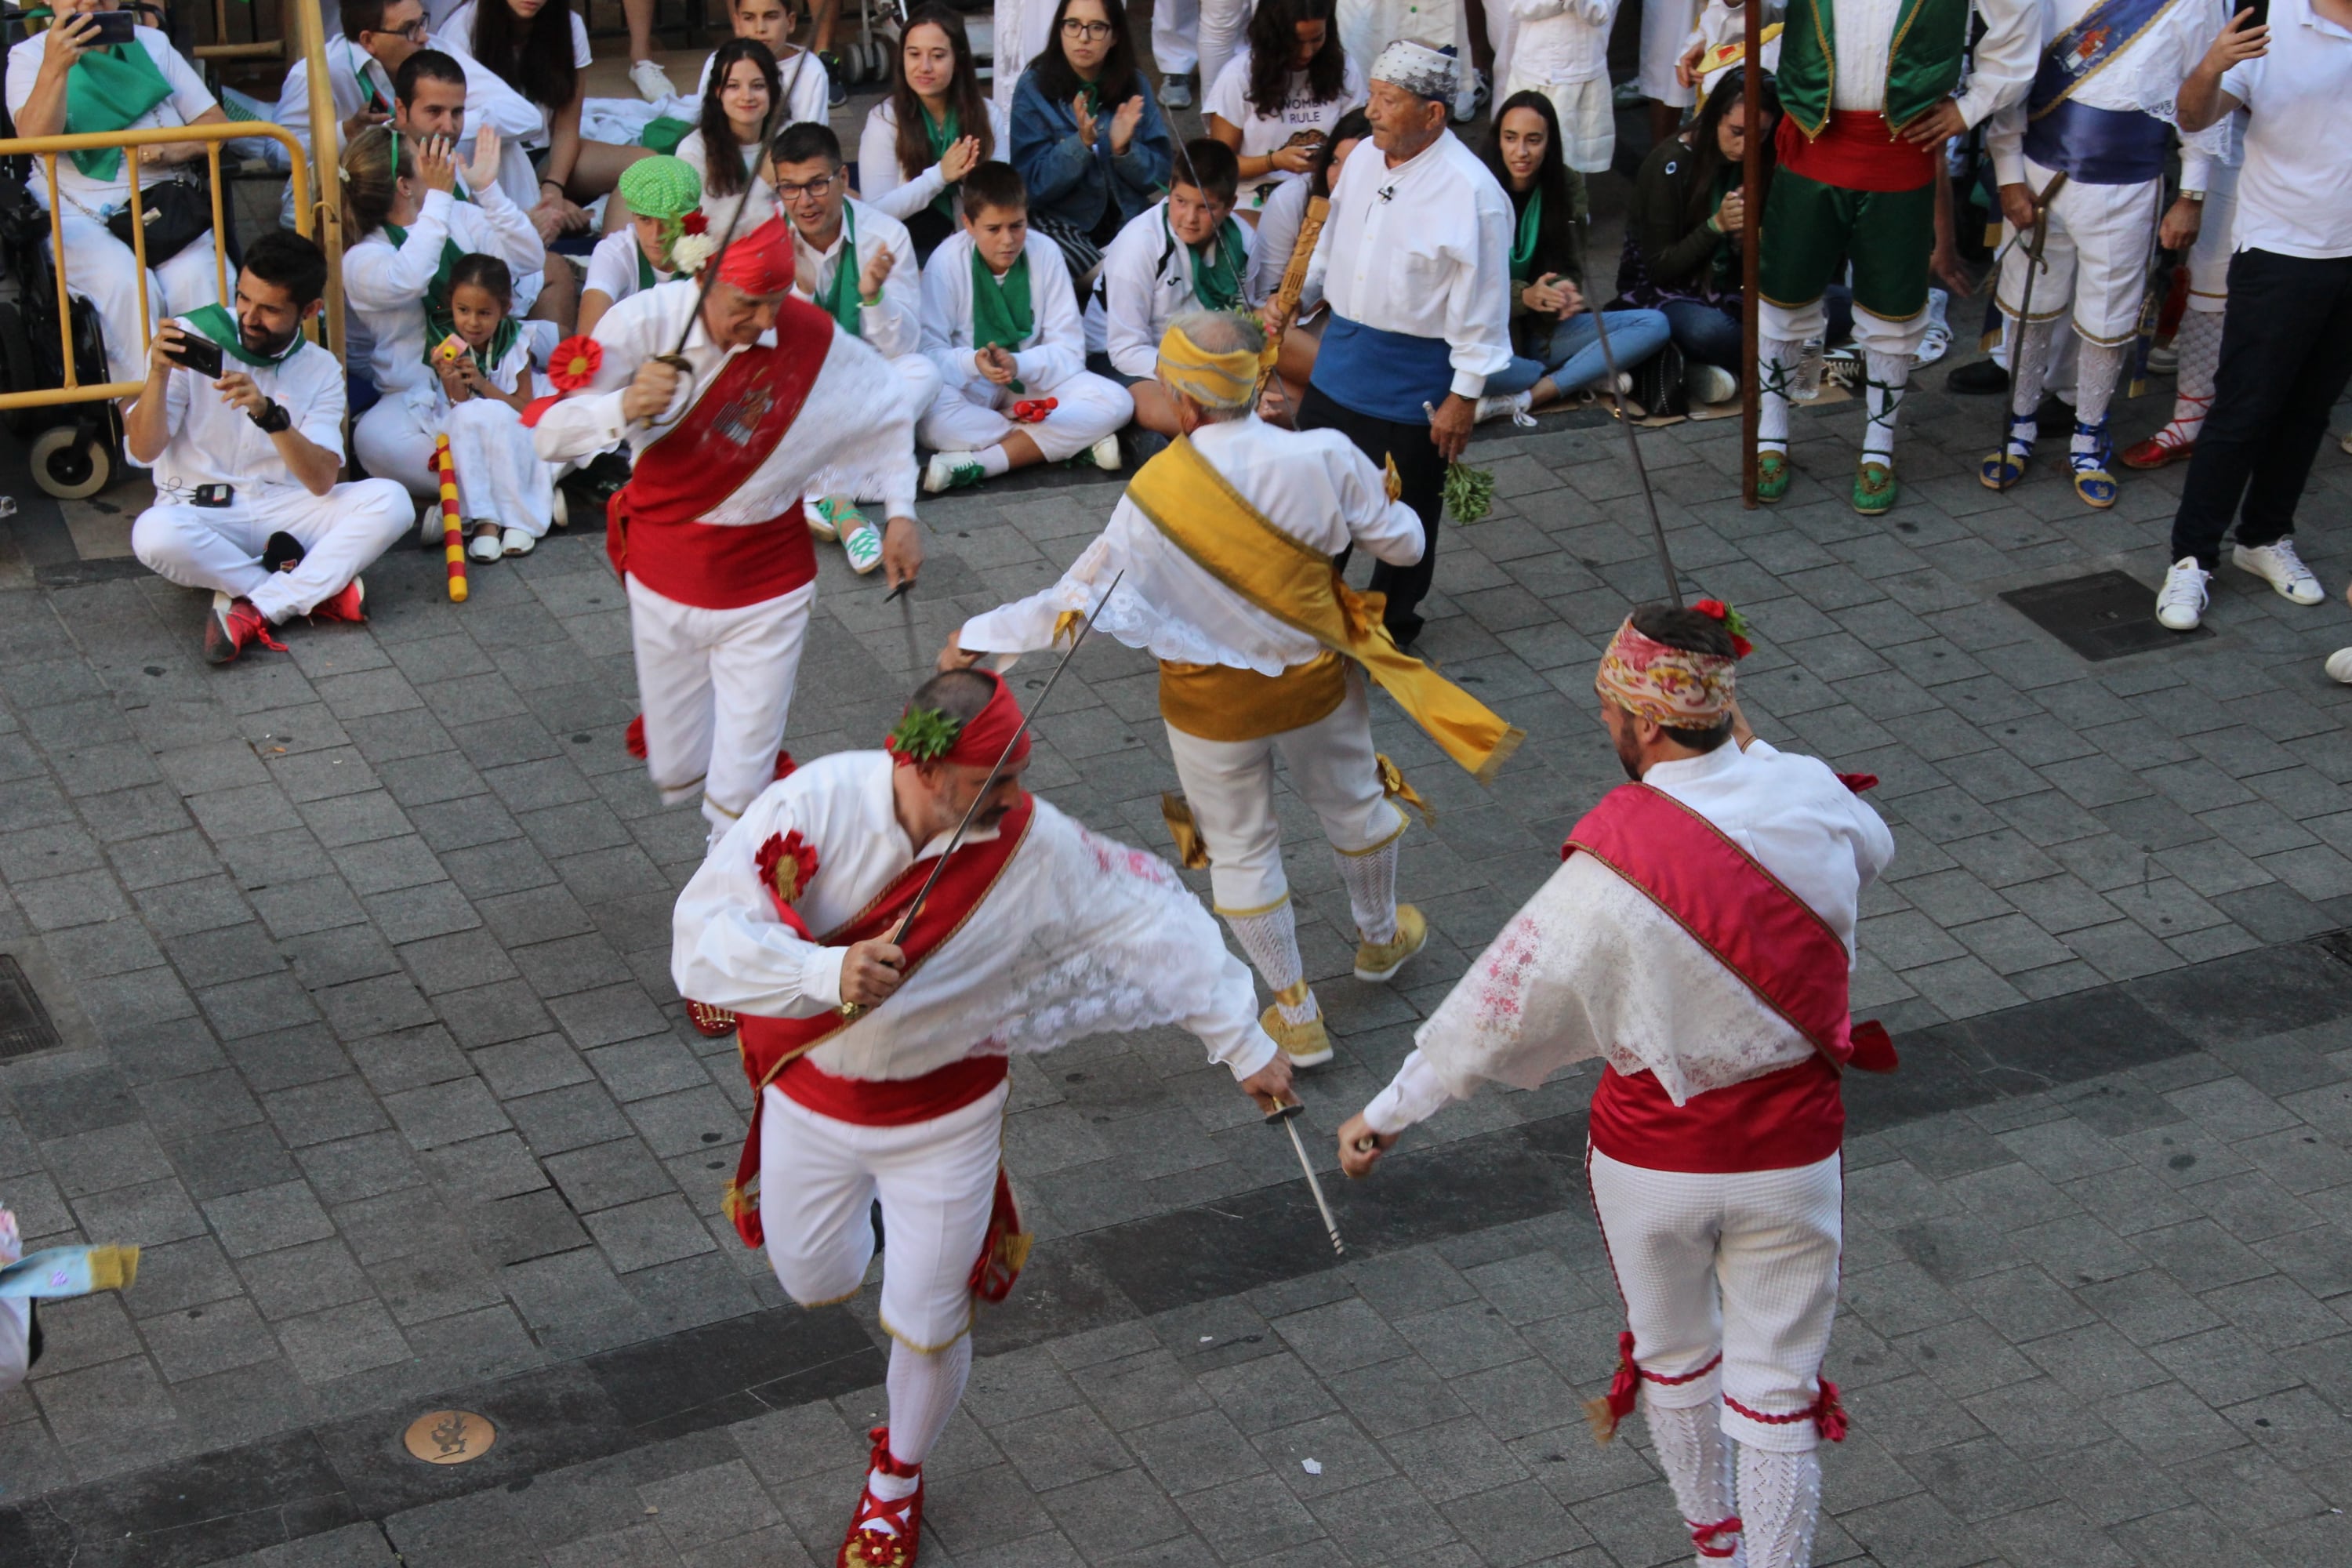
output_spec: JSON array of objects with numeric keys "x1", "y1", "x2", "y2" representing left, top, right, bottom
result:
[{"x1": 670, "y1": 233, "x2": 720, "y2": 276}]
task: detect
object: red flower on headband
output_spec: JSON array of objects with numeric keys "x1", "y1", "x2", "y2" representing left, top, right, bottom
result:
[
  {"x1": 681, "y1": 210, "x2": 709, "y2": 235},
  {"x1": 1692, "y1": 598, "x2": 1754, "y2": 659},
  {"x1": 1695, "y1": 599, "x2": 1727, "y2": 619},
  {"x1": 546, "y1": 336, "x2": 602, "y2": 392}
]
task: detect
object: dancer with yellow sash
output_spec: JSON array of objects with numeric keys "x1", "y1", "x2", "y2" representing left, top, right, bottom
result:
[{"x1": 948, "y1": 310, "x2": 1523, "y2": 1066}]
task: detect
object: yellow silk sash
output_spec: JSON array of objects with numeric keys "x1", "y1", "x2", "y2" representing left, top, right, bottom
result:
[{"x1": 1125, "y1": 437, "x2": 1526, "y2": 782}]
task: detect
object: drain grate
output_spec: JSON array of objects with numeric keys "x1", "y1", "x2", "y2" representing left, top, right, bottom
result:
[
  {"x1": 2000, "y1": 571, "x2": 2212, "y2": 661},
  {"x1": 0, "y1": 955, "x2": 64, "y2": 1061}
]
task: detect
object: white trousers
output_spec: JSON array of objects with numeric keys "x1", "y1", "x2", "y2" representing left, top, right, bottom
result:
[
  {"x1": 1503, "y1": 73, "x2": 1615, "y2": 175},
  {"x1": 2185, "y1": 160, "x2": 2241, "y2": 314},
  {"x1": 919, "y1": 369, "x2": 1133, "y2": 462},
  {"x1": 1164, "y1": 671, "x2": 1406, "y2": 915},
  {"x1": 354, "y1": 395, "x2": 557, "y2": 538},
  {"x1": 1151, "y1": 0, "x2": 1198, "y2": 73},
  {"x1": 1760, "y1": 296, "x2": 1928, "y2": 358},
  {"x1": 47, "y1": 210, "x2": 222, "y2": 384},
  {"x1": 1588, "y1": 1146, "x2": 1842, "y2": 1452},
  {"x1": 887, "y1": 352, "x2": 945, "y2": 435},
  {"x1": 1994, "y1": 157, "x2": 2162, "y2": 346},
  {"x1": 132, "y1": 479, "x2": 414, "y2": 622},
  {"x1": 1640, "y1": 0, "x2": 1703, "y2": 107},
  {"x1": 758, "y1": 1080, "x2": 1009, "y2": 1352},
  {"x1": 626, "y1": 573, "x2": 814, "y2": 840}
]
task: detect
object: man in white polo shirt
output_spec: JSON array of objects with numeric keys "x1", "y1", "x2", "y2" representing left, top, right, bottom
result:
[{"x1": 2154, "y1": 0, "x2": 2352, "y2": 633}]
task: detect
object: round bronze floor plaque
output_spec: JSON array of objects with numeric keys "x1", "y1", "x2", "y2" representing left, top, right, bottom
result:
[{"x1": 402, "y1": 1408, "x2": 497, "y2": 1465}]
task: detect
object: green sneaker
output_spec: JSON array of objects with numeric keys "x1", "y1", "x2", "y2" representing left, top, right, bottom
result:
[
  {"x1": 1756, "y1": 450, "x2": 1791, "y2": 503},
  {"x1": 1853, "y1": 460, "x2": 1899, "y2": 516},
  {"x1": 922, "y1": 452, "x2": 985, "y2": 494}
]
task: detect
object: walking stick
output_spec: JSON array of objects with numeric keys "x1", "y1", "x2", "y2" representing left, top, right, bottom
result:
[
  {"x1": 1255, "y1": 192, "x2": 1330, "y2": 412},
  {"x1": 1740, "y1": 0, "x2": 1763, "y2": 509},
  {"x1": 433, "y1": 435, "x2": 466, "y2": 604},
  {"x1": 1988, "y1": 170, "x2": 2070, "y2": 491}
]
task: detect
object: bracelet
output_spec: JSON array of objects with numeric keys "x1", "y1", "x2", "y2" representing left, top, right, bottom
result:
[{"x1": 539, "y1": 178, "x2": 564, "y2": 194}]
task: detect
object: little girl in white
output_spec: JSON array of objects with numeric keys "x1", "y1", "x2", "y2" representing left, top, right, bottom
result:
[{"x1": 432, "y1": 253, "x2": 556, "y2": 561}]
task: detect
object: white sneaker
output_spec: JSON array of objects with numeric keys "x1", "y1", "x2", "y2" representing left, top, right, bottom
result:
[
  {"x1": 2156, "y1": 557, "x2": 2211, "y2": 630},
  {"x1": 1685, "y1": 362, "x2": 1738, "y2": 406},
  {"x1": 841, "y1": 519, "x2": 884, "y2": 575},
  {"x1": 2232, "y1": 539, "x2": 2324, "y2": 605},
  {"x1": 1160, "y1": 73, "x2": 1192, "y2": 111},
  {"x1": 1475, "y1": 390, "x2": 1536, "y2": 426},
  {"x1": 922, "y1": 452, "x2": 985, "y2": 493},
  {"x1": 2146, "y1": 342, "x2": 2180, "y2": 374},
  {"x1": 1085, "y1": 433, "x2": 1123, "y2": 472},
  {"x1": 2327, "y1": 648, "x2": 2352, "y2": 684},
  {"x1": 629, "y1": 58, "x2": 678, "y2": 103}
]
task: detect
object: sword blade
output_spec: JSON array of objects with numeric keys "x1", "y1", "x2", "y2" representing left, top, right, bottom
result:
[
  {"x1": 1284, "y1": 1116, "x2": 1345, "y2": 1256},
  {"x1": 892, "y1": 581, "x2": 922, "y2": 673},
  {"x1": 1584, "y1": 291, "x2": 1682, "y2": 608}
]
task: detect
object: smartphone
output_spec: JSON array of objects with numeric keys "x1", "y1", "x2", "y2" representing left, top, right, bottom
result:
[
  {"x1": 192, "y1": 483, "x2": 234, "y2": 508},
  {"x1": 165, "y1": 332, "x2": 223, "y2": 379},
  {"x1": 86, "y1": 10, "x2": 139, "y2": 45}
]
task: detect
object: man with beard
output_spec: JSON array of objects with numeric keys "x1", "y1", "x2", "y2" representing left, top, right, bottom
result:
[{"x1": 127, "y1": 232, "x2": 412, "y2": 665}]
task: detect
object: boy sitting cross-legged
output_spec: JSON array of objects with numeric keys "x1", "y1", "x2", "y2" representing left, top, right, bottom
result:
[{"x1": 917, "y1": 160, "x2": 1134, "y2": 492}]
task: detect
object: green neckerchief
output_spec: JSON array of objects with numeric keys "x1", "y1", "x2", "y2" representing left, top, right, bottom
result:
[
  {"x1": 183, "y1": 303, "x2": 306, "y2": 369},
  {"x1": 1167, "y1": 205, "x2": 1246, "y2": 313},
  {"x1": 1510, "y1": 187, "x2": 1542, "y2": 284},
  {"x1": 969, "y1": 245, "x2": 1032, "y2": 393},
  {"x1": 1075, "y1": 80, "x2": 1102, "y2": 118},
  {"x1": 64, "y1": 42, "x2": 174, "y2": 182},
  {"x1": 637, "y1": 242, "x2": 659, "y2": 293},
  {"x1": 641, "y1": 115, "x2": 692, "y2": 154},
  {"x1": 381, "y1": 220, "x2": 517, "y2": 368},
  {"x1": 921, "y1": 102, "x2": 960, "y2": 223},
  {"x1": 812, "y1": 201, "x2": 862, "y2": 337}
]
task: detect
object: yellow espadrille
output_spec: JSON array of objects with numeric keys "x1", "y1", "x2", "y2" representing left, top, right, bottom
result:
[{"x1": 1354, "y1": 904, "x2": 1429, "y2": 983}]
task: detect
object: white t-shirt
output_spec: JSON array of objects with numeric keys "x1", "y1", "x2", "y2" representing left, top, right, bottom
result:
[
  {"x1": 692, "y1": 43, "x2": 831, "y2": 129},
  {"x1": 583, "y1": 226, "x2": 672, "y2": 306},
  {"x1": 132, "y1": 319, "x2": 348, "y2": 496},
  {"x1": 5, "y1": 29, "x2": 216, "y2": 212},
  {"x1": 1202, "y1": 49, "x2": 1367, "y2": 212},
  {"x1": 436, "y1": 0, "x2": 593, "y2": 148},
  {"x1": 674, "y1": 127, "x2": 782, "y2": 235},
  {"x1": 2220, "y1": 0, "x2": 2352, "y2": 260}
]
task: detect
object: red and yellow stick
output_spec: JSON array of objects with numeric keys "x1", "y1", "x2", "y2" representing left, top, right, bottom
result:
[{"x1": 433, "y1": 434, "x2": 467, "y2": 604}]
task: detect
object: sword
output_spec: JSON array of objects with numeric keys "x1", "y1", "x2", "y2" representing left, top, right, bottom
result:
[
  {"x1": 1583, "y1": 299, "x2": 1682, "y2": 608},
  {"x1": 840, "y1": 571, "x2": 1125, "y2": 1019},
  {"x1": 887, "y1": 579, "x2": 921, "y2": 673},
  {"x1": 1987, "y1": 170, "x2": 2071, "y2": 490},
  {"x1": 652, "y1": 93, "x2": 785, "y2": 380},
  {"x1": 1266, "y1": 1097, "x2": 1344, "y2": 1256}
]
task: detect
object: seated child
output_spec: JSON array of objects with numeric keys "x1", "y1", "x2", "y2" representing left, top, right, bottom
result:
[
  {"x1": 917, "y1": 160, "x2": 1134, "y2": 492},
  {"x1": 581, "y1": 154, "x2": 701, "y2": 337},
  {"x1": 1086, "y1": 137, "x2": 1251, "y2": 438}
]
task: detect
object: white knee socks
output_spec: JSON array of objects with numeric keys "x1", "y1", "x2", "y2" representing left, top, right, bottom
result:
[
  {"x1": 2006, "y1": 316, "x2": 2060, "y2": 422},
  {"x1": 1226, "y1": 902, "x2": 1319, "y2": 1024},
  {"x1": 873, "y1": 1336, "x2": 973, "y2": 1516},
  {"x1": 1736, "y1": 1444, "x2": 1821, "y2": 1568},
  {"x1": 1646, "y1": 1401, "x2": 1740, "y2": 1562},
  {"x1": 2072, "y1": 340, "x2": 2126, "y2": 461},
  {"x1": 1334, "y1": 838, "x2": 1400, "y2": 946},
  {"x1": 1759, "y1": 338, "x2": 1800, "y2": 452},
  {"x1": 1860, "y1": 350, "x2": 1911, "y2": 466},
  {"x1": 2169, "y1": 309, "x2": 2223, "y2": 436}
]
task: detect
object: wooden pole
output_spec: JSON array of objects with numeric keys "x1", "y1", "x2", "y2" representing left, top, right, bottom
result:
[{"x1": 1740, "y1": 0, "x2": 1764, "y2": 508}]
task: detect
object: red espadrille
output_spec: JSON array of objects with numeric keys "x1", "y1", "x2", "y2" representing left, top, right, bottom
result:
[
  {"x1": 837, "y1": 1426, "x2": 922, "y2": 1568},
  {"x1": 685, "y1": 1000, "x2": 737, "y2": 1037}
]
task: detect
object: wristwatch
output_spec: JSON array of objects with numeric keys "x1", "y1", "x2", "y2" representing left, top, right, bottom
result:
[
  {"x1": 2182, "y1": 190, "x2": 2206, "y2": 203},
  {"x1": 249, "y1": 398, "x2": 292, "y2": 434}
]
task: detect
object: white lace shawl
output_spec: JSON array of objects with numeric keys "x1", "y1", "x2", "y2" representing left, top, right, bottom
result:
[{"x1": 1414, "y1": 851, "x2": 1814, "y2": 1106}]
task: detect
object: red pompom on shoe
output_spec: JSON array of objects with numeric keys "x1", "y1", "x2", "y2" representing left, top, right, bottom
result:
[
  {"x1": 1847, "y1": 1019, "x2": 1898, "y2": 1073},
  {"x1": 625, "y1": 714, "x2": 648, "y2": 759},
  {"x1": 838, "y1": 1427, "x2": 923, "y2": 1568},
  {"x1": 775, "y1": 749, "x2": 797, "y2": 780}
]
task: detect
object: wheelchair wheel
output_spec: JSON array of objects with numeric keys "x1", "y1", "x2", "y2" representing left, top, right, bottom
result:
[
  {"x1": 0, "y1": 303, "x2": 40, "y2": 440},
  {"x1": 29, "y1": 423, "x2": 111, "y2": 499}
]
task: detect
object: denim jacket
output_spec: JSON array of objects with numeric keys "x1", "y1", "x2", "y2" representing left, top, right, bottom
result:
[{"x1": 1008, "y1": 67, "x2": 1172, "y2": 237}]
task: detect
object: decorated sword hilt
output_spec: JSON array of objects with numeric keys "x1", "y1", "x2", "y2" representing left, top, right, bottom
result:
[{"x1": 1261, "y1": 1094, "x2": 1305, "y2": 1124}]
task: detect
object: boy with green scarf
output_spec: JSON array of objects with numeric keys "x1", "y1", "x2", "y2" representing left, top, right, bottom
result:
[{"x1": 916, "y1": 161, "x2": 1134, "y2": 492}]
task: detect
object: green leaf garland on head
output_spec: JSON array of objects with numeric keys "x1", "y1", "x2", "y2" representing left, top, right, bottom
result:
[{"x1": 887, "y1": 706, "x2": 964, "y2": 763}]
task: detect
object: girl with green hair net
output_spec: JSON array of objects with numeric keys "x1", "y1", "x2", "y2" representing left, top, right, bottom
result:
[{"x1": 581, "y1": 154, "x2": 705, "y2": 337}]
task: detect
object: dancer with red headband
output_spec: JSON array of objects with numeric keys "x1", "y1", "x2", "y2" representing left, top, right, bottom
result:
[
  {"x1": 533, "y1": 216, "x2": 925, "y2": 867},
  {"x1": 1338, "y1": 602, "x2": 1895, "y2": 1568},
  {"x1": 671, "y1": 666, "x2": 1293, "y2": 1568}
]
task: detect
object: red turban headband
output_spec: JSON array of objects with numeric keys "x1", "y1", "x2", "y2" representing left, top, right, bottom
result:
[
  {"x1": 714, "y1": 216, "x2": 796, "y2": 296},
  {"x1": 887, "y1": 669, "x2": 1032, "y2": 771}
]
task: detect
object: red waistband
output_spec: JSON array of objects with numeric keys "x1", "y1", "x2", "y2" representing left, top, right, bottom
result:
[
  {"x1": 1777, "y1": 111, "x2": 1935, "y2": 194},
  {"x1": 775, "y1": 1053, "x2": 1009, "y2": 1126},
  {"x1": 1588, "y1": 1056, "x2": 1842, "y2": 1173},
  {"x1": 622, "y1": 503, "x2": 815, "y2": 610}
]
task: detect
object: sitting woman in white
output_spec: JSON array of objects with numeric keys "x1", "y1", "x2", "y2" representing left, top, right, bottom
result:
[
  {"x1": 1203, "y1": 0, "x2": 1365, "y2": 221},
  {"x1": 682, "y1": 0, "x2": 829, "y2": 127},
  {"x1": 858, "y1": 5, "x2": 1010, "y2": 263},
  {"x1": 674, "y1": 37, "x2": 786, "y2": 238},
  {"x1": 340, "y1": 126, "x2": 546, "y2": 533},
  {"x1": 918, "y1": 160, "x2": 1134, "y2": 492},
  {"x1": 125, "y1": 232, "x2": 411, "y2": 666},
  {"x1": 4, "y1": 3, "x2": 230, "y2": 385}
]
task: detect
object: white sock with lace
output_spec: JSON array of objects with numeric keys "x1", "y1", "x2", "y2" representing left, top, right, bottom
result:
[
  {"x1": 2006, "y1": 315, "x2": 2059, "y2": 423},
  {"x1": 2072, "y1": 341, "x2": 2126, "y2": 457},
  {"x1": 1334, "y1": 838, "x2": 1400, "y2": 946},
  {"x1": 872, "y1": 1337, "x2": 972, "y2": 1522},
  {"x1": 1759, "y1": 338, "x2": 1800, "y2": 452},
  {"x1": 2170, "y1": 308, "x2": 2223, "y2": 435},
  {"x1": 1225, "y1": 902, "x2": 1319, "y2": 1023},
  {"x1": 1646, "y1": 1401, "x2": 1741, "y2": 1563},
  {"x1": 1860, "y1": 350, "x2": 1911, "y2": 466},
  {"x1": 1735, "y1": 1444, "x2": 1821, "y2": 1568}
]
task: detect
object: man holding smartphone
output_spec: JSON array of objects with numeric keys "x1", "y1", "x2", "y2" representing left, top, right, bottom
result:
[{"x1": 125, "y1": 233, "x2": 412, "y2": 666}]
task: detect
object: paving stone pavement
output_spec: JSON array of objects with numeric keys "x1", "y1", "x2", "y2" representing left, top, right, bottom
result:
[{"x1": 0, "y1": 363, "x2": 2350, "y2": 1566}]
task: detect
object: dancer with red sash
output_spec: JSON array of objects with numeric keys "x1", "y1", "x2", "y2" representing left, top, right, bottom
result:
[
  {"x1": 671, "y1": 667, "x2": 1293, "y2": 1568},
  {"x1": 532, "y1": 216, "x2": 924, "y2": 862},
  {"x1": 1338, "y1": 603, "x2": 1895, "y2": 1568}
]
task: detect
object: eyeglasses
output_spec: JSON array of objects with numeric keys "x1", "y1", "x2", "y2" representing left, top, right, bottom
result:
[
  {"x1": 378, "y1": 19, "x2": 430, "y2": 41},
  {"x1": 1059, "y1": 19, "x2": 1114, "y2": 40},
  {"x1": 775, "y1": 172, "x2": 838, "y2": 200}
]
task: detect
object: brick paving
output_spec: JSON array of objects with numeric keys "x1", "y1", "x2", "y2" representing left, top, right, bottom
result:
[{"x1": 2, "y1": 319, "x2": 2350, "y2": 1565}]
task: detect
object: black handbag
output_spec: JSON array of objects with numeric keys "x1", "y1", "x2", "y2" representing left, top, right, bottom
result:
[{"x1": 107, "y1": 174, "x2": 212, "y2": 263}]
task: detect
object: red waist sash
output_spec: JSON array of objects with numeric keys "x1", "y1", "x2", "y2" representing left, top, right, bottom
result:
[
  {"x1": 775, "y1": 1053, "x2": 1009, "y2": 1126},
  {"x1": 612, "y1": 499, "x2": 815, "y2": 610},
  {"x1": 1589, "y1": 1058, "x2": 1844, "y2": 1173},
  {"x1": 1777, "y1": 111, "x2": 1935, "y2": 194}
]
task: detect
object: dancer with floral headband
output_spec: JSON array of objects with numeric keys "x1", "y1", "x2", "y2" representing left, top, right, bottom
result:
[{"x1": 1339, "y1": 600, "x2": 1896, "y2": 1568}]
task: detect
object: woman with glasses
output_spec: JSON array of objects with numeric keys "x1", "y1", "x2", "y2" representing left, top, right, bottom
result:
[
  {"x1": 1007, "y1": 0, "x2": 1171, "y2": 282},
  {"x1": 674, "y1": 37, "x2": 786, "y2": 236},
  {"x1": 858, "y1": 6, "x2": 1008, "y2": 263}
]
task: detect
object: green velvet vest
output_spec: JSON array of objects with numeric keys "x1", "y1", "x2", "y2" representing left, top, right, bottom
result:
[{"x1": 1777, "y1": 0, "x2": 1972, "y2": 138}]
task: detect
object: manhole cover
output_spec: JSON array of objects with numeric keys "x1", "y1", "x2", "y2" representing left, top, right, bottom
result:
[
  {"x1": 2000, "y1": 571, "x2": 2212, "y2": 661},
  {"x1": 0, "y1": 956, "x2": 64, "y2": 1062},
  {"x1": 402, "y1": 1409, "x2": 497, "y2": 1465}
]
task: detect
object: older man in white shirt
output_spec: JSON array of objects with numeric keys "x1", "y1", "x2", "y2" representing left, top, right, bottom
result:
[{"x1": 1276, "y1": 40, "x2": 1511, "y2": 648}]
